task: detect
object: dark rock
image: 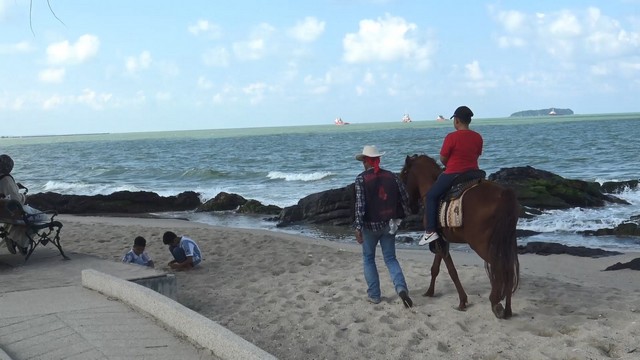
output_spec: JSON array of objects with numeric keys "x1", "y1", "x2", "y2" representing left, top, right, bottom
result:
[
  {"x1": 238, "y1": 199, "x2": 282, "y2": 215},
  {"x1": 600, "y1": 179, "x2": 640, "y2": 194},
  {"x1": 516, "y1": 229, "x2": 540, "y2": 238},
  {"x1": 396, "y1": 235, "x2": 415, "y2": 244},
  {"x1": 604, "y1": 258, "x2": 640, "y2": 271},
  {"x1": 517, "y1": 241, "x2": 622, "y2": 258},
  {"x1": 488, "y1": 166, "x2": 629, "y2": 210},
  {"x1": 278, "y1": 184, "x2": 355, "y2": 227},
  {"x1": 276, "y1": 183, "x2": 424, "y2": 230},
  {"x1": 582, "y1": 218, "x2": 640, "y2": 237},
  {"x1": 196, "y1": 192, "x2": 247, "y2": 212},
  {"x1": 27, "y1": 191, "x2": 201, "y2": 214}
]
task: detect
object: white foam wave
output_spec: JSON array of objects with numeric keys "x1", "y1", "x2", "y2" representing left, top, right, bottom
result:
[
  {"x1": 41, "y1": 181, "x2": 142, "y2": 196},
  {"x1": 267, "y1": 171, "x2": 333, "y2": 182}
]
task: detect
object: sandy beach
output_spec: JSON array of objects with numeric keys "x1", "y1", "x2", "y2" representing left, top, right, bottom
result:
[{"x1": 38, "y1": 215, "x2": 640, "y2": 359}]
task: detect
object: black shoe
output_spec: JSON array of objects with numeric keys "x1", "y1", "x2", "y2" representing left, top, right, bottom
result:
[
  {"x1": 18, "y1": 246, "x2": 28, "y2": 256},
  {"x1": 5, "y1": 240, "x2": 17, "y2": 254},
  {"x1": 399, "y1": 290, "x2": 413, "y2": 308}
]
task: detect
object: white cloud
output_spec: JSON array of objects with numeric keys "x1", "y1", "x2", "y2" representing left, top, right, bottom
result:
[
  {"x1": 202, "y1": 47, "x2": 230, "y2": 67},
  {"x1": 0, "y1": 0, "x2": 12, "y2": 19},
  {"x1": 590, "y1": 64, "x2": 610, "y2": 76},
  {"x1": 46, "y1": 34, "x2": 100, "y2": 65},
  {"x1": 493, "y1": 7, "x2": 640, "y2": 60},
  {"x1": 43, "y1": 95, "x2": 64, "y2": 110},
  {"x1": 39, "y1": 68, "x2": 66, "y2": 83},
  {"x1": 156, "y1": 61, "x2": 180, "y2": 77},
  {"x1": 242, "y1": 82, "x2": 269, "y2": 104},
  {"x1": 499, "y1": 10, "x2": 526, "y2": 32},
  {"x1": 288, "y1": 17, "x2": 325, "y2": 42},
  {"x1": 211, "y1": 84, "x2": 237, "y2": 104},
  {"x1": 197, "y1": 76, "x2": 213, "y2": 90},
  {"x1": 303, "y1": 74, "x2": 330, "y2": 94},
  {"x1": 233, "y1": 23, "x2": 275, "y2": 61},
  {"x1": 156, "y1": 92, "x2": 172, "y2": 101},
  {"x1": 126, "y1": 51, "x2": 152, "y2": 74},
  {"x1": 0, "y1": 41, "x2": 35, "y2": 54},
  {"x1": 342, "y1": 14, "x2": 434, "y2": 70},
  {"x1": 497, "y1": 36, "x2": 525, "y2": 48},
  {"x1": 584, "y1": 7, "x2": 640, "y2": 56},
  {"x1": 188, "y1": 19, "x2": 222, "y2": 38},
  {"x1": 619, "y1": 61, "x2": 640, "y2": 73},
  {"x1": 12, "y1": 98, "x2": 25, "y2": 111},
  {"x1": 493, "y1": 10, "x2": 528, "y2": 48},
  {"x1": 465, "y1": 61, "x2": 484, "y2": 81},
  {"x1": 0, "y1": 94, "x2": 26, "y2": 111},
  {"x1": 77, "y1": 89, "x2": 112, "y2": 109},
  {"x1": 363, "y1": 71, "x2": 375, "y2": 85},
  {"x1": 303, "y1": 68, "x2": 351, "y2": 94},
  {"x1": 547, "y1": 11, "x2": 582, "y2": 37},
  {"x1": 42, "y1": 89, "x2": 113, "y2": 110}
]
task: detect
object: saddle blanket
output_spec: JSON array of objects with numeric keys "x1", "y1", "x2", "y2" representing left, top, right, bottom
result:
[{"x1": 438, "y1": 183, "x2": 480, "y2": 228}]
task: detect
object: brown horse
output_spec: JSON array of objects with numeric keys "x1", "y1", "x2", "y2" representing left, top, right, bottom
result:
[{"x1": 400, "y1": 154, "x2": 520, "y2": 319}]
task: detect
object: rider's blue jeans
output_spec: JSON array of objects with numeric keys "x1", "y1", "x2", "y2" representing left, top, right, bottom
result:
[
  {"x1": 361, "y1": 227, "x2": 409, "y2": 300},
  {"x1": 425, "y1": 172, "x2": 459, "y2": 232}
]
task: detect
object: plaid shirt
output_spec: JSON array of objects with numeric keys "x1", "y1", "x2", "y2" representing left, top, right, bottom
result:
[{"x1": 354, "y1": 168, "x2": 411, "y2": 231}]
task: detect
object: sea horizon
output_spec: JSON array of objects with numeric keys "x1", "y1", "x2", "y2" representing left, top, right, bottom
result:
[{"x1": 2, "y1": 111, "x2": 639, "y2": 141}]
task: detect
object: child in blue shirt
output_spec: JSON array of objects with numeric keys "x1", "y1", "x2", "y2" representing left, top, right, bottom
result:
[
  {"x1": 122, "y1": 236, "x2": 154, "y2": 267},
  {"x1": 162, "y1": 231, "x2": 202, "y2": 270}
]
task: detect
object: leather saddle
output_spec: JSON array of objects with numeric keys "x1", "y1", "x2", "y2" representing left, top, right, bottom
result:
[{"x1": 438, "y1": 170, "x2": 486, "y2": 228}]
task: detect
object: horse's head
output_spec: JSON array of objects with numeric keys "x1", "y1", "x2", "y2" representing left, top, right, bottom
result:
[{"x1": 400, "y1": 154, "x2": 442, "y2": 214}]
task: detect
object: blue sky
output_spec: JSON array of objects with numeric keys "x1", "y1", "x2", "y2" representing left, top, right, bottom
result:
[{"x1": 1, "y1": 0, "x2": 639, "y2": 136}]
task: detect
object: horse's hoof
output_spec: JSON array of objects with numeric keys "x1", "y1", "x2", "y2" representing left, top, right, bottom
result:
[
  {"x1": 492, "y1": 304, "x2": 505, "y2": 319},
  {"x1": 456, "y1": 305, "x2": 467, "y2": 312},
  {"x1": 423, "y1": 289, "x2": 435, "y2": 297},
  {"x1": 504, "y1": 308, "x2": 513, "y2": 319}
]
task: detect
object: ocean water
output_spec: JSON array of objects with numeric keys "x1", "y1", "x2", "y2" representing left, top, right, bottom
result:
[{"x1": 2, "y1": 113, "x2": 640, "y2": 251}]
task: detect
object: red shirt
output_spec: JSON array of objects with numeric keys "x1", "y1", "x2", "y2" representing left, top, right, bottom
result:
[{"x1": 440, "y1": 129, "x2": 483, "y2": 174}]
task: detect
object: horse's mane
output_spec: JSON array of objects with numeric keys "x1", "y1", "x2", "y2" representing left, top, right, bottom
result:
[{"x1": 405, "y1": 153, "x2": 443, "y2": 171}]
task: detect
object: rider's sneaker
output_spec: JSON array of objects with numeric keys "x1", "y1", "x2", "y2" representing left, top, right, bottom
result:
[{"x1": 418, "y1": 231, "x2": 439, "y2": 246}]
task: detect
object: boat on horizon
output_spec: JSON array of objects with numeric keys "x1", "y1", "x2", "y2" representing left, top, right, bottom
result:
[
  {"x1": 549, "y1": 108, "x2": 557, "y2": 115},
  {"x1": 334, "y1": 117, "x2": 349, "y2": 125},
  {"x1": 436, "y1": 115, "x2": 446, "y2": 122},
  {"x1": 402, "y1": 113, "x2": 411, "y2": 123}
]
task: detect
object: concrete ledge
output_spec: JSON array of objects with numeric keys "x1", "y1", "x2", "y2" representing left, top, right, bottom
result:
[
  {"x1": 82, "y1": 269, "x2": 276, "y2": 360},
  {"x1": 129, "y1": 273, "x2": 177, "y2": 300},
  {"x1": 0, "y1": 347, "x2": 13, "y2": 360}
]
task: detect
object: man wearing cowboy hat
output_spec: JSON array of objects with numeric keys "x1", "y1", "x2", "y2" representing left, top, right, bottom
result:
[{"x1": 353, "y1": 145, "x2": 413, "y2": 308}]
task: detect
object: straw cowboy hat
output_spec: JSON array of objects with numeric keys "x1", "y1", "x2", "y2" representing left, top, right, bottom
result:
[{"x1": 355, "y1": 145, "x2": 385, "y2": 161}]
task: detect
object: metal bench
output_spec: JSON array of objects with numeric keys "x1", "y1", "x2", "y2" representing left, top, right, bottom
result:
[{"x1": 0, "y1": 198, "x2": 68, "y2": 262}]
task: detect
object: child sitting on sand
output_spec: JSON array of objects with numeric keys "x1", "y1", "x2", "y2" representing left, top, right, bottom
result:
[
  {"x1": 122, "y1": 236, "x2": 154, "y2": 267},
  {"x1": 162, "y1": 231, "x2": 202, "y2": 270}
]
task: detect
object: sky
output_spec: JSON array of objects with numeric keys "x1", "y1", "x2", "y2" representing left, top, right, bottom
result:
[{"x1": 1, "y1": 0, "x2": 639, "y2": 136}]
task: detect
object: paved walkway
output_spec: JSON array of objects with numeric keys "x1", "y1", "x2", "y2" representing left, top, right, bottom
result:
[{"x1": 0, "y1": 249, "x2": 220, "y2": 360}]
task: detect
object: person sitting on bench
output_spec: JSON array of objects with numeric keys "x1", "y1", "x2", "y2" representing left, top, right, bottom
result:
[{"x1": 0, "y1": 154, "x2": 29, "y2": 254}]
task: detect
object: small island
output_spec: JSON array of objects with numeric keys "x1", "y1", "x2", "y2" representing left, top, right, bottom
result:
[{"x1": 510, "y1": 108, "x2": 574, "y2": 117}]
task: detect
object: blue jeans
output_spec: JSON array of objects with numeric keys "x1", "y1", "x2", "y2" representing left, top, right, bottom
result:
[
  {"x1": 361, "y1": 228, "x2": 408, "y2": 300},
  {"x1": 170, "y1": 245, "x2": 187, "y2": 263},
  {"x1": 425, "y1": 172, "x2": 459, "y2": 232}
]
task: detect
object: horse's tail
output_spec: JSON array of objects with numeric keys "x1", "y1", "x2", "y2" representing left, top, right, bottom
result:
[{"x1": 485, "y1": 186, "x2": 520, "y2": 300}]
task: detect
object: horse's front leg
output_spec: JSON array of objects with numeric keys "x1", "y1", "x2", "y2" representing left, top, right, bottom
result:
[
  {"x1": 423, "y1": 254, "x2": 442, "y2": 297},
  {"x1": 442, "y1": 253, "x2": 468, "y2": 311}
]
